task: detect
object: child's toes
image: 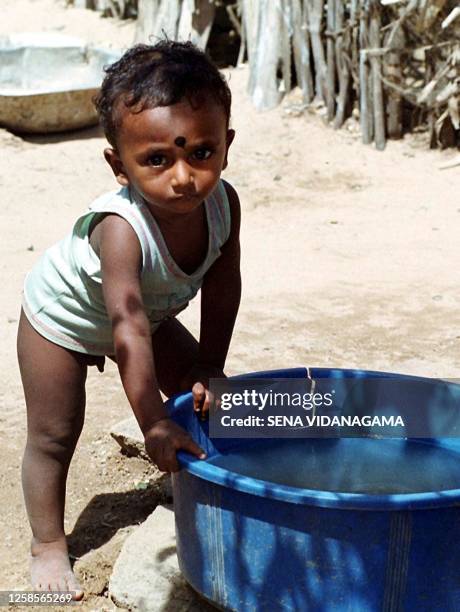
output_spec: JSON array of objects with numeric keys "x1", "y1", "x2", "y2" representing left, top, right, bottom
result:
[{"x1": 65, "y1": 573, "x2": 84, "y2": 600}]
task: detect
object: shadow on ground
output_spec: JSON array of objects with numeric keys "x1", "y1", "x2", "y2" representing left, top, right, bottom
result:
[
  {"x1": 67, "y1": 474, "x2": 172, "y2": 560},
  {"x1": 18, "y1": 124, "x2": 104, "y2": 145}
]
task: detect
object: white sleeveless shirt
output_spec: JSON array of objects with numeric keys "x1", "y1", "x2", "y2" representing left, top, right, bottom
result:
[{"x1": 22, "y1": 180, "x2": 231, "y2": 355}]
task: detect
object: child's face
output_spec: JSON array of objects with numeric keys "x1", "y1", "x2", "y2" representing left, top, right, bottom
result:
[{"x1": 105, "y1": 98, "x2": 234, "y2": 219}]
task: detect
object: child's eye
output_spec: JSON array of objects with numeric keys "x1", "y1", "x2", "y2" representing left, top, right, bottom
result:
[
  {"x1": 192, "y1": 148, "x2": 212, "y2": 161},
  {"x1": 149, "y1": 154, "x2": 166, "y2": 167}
]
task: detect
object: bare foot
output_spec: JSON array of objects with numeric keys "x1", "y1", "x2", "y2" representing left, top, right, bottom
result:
[{"x1": 30, "y1": 537, "x2": 83, "y2": 600}]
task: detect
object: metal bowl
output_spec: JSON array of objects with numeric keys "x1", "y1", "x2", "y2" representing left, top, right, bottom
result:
[{"x1": 0, "y1": 32, "x2": 121, "y2": 133}]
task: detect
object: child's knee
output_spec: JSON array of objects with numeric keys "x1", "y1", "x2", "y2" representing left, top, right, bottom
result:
[{"x1": 27, "y1": 420, "x2": 83, "y2": 461}]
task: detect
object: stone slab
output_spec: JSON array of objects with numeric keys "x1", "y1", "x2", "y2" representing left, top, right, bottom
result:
[
  {"x1": 109, "y1": 504, "x2": 215, "y2": 611},
  {"x1": 110, "y1": 416, "x2": 147, "y2": 459}
]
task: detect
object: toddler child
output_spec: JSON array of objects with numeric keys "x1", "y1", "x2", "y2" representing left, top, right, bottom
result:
[{"x1": 17, "y1": 40, "x2": 241, "y2": 598}]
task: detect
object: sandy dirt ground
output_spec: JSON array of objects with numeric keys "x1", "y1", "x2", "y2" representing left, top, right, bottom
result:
[{"x1": 1, "y1": 1, "x2": 460, "y2": 609}]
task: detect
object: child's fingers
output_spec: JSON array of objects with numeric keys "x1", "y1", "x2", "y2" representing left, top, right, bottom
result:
[
  {"x1": 192, "y1": 383, "x2": 216, "y2": 420},
  {"x1": 157, "y1": 448, "x2": 180, "y2": 473},
  {"x1": 201, "y1": 389, "x2": 213, "y2": 416},
  {"x1": 144, "y1": 421, "x2": 206, "y2": 472},
  {"x1": 148, "y1": 440, "x2": 174, "y2": 473},
  {"x1": 155, "y1": 441, "x2": 202, "y2": 473},
  {"x1": 192, "y1": 382, "x2": 205, "y2": 412},
  {"x1": 180, "y1": 435, "x2": 207, "y2": 460}
]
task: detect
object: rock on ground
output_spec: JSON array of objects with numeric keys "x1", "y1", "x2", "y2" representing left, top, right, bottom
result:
[
  {"x1": 110, "y1": 416, "x2": 148, "y2": 459},
  {"x1": 74, "y1": 526, "x2": 133, "y2": 598},
  {"x1": 109, "y1": 504, "x2": 214, "y2": 611}
]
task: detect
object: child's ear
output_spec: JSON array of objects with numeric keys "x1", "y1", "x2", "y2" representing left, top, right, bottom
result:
[
  {"x1": 223, "y1": 129, "x2": 235, "y2": 170},
  {"x1": 104, "y1": 148, "x2": 129, "y2": 186}
]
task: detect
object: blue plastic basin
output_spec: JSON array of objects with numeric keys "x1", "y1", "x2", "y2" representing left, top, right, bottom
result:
[{"x1": 168, "y1": 368, "x2": 460, "y2": 611}]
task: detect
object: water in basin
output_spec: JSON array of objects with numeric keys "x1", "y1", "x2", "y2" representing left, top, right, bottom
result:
[{"x1": 208, "y1": 438, "x2": 460, "y2": 494}]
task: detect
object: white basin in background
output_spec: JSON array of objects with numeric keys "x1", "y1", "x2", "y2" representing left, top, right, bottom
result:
[{"x1": 0, "y1": 32, "x2": 121, "y2": 133}]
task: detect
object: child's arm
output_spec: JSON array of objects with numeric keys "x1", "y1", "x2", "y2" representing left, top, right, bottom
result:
[
  {"x1": 99, "y1": 214, "x2": 206, "y2": 471},
  {"x1": 184, "y1": 181, "x2": 242, "y2": 413}
]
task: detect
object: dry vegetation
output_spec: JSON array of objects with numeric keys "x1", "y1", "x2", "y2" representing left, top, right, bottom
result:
[{"x1": 70, "y1": 0, "x2": 460, "y2": 150}]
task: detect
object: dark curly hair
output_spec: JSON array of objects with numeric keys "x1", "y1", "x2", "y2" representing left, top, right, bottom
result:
[{"x1": 94, "y1": 40, "x2": 232, "y2": 148}]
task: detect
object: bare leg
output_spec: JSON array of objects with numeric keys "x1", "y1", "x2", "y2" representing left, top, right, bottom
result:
[
  {"x1": 17, "y1": 311, "x2": 87, "y2": 598},
  {"x1": 152, "y1": 317, "x2": 200, "y2": 396}
]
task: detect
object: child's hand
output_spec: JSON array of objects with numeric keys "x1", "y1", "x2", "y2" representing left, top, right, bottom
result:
[
  {"x1": 182, "y1": 364, "x2": 226, "y2": 418},
  {"x1": 143, "y1": 418, "x2": 206, "y2": 472}
]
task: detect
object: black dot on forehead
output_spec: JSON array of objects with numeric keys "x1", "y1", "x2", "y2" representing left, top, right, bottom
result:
[{"x1": 174, "y1": 136, "x2": 186, "y2": 148}]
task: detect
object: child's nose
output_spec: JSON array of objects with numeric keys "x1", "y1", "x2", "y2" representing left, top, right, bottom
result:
[{"x1": 171, "y1": 160, "x2": 194, "y2": 189}]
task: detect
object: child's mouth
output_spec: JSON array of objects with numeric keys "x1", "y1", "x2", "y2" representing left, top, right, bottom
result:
[{"x1": 171, "y1": 193, "x2": 199, "y2": 202}]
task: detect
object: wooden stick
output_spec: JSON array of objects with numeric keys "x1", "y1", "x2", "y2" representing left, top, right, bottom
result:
[
  {"x1": 236, "y1": 0, "x2": 247, "y2": 67},
  {"x1": 369, "y1": 0, "x2": 385, "y2": 150},
  {"x1": 135, "y1": 0, "x2": 160, "y2": 43},
  {"x1": 307, "y1": 0, "x2": 328, "y2": 103},
  {"x1": 106, "y1": 0, "x2": 121, "y2": 18},
  {"x1": 280, "y1": 0, "x2": 292, "y2": 95},
  {"x1": 350, "y1": 0, "x2": 359, "y2": 88},
  {"x1": 119, "y1": 0, "x2": 127, "y2": 18},
  {"x1": 94, "y1": 0, "x2": 108, "y2": 11},
  {"x1": 385, "y1": 0, "x2": 418, "y2": 48},
  {"x1": 226, "y1": 3, "x2": 242, "y2": 37},
  {"x1": 350, "y1": 0, "x2": 358, "y2": 58},
  {"x1": 245, "y1": 0, "x2": 283, "y2": 110},
  {"x1": 334, "y1": 0, "x2": 350, "y2": 128},
  {"x1": 291, "y1": 0, "x2": 314, "y2": 103},
  {"x1": 165, "y1": 0, "x2": 181, "y2": 40},
  {"x1": 359, "y1": 0, "x2": 373, "y2": 143},
  {"x1": 241, "y1": 0, "x2": 257, "y2": 69},
  {"x1": 326, "y1": 0, "x2": 336, "y2": 121},
  {"x1": 384, "y1": 27, "x2": 404, "y2": 139},
  {"x1": 360, "y1": 50, "x2": 372, "y2": 143},
  {"x1": 190, "y1": 0, "x2": 216, "y2": 49}
]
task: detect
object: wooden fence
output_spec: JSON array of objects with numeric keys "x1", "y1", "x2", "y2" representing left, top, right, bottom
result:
[{"x1": 70, "y1": 0, "x2": 460, "y2": 150}]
